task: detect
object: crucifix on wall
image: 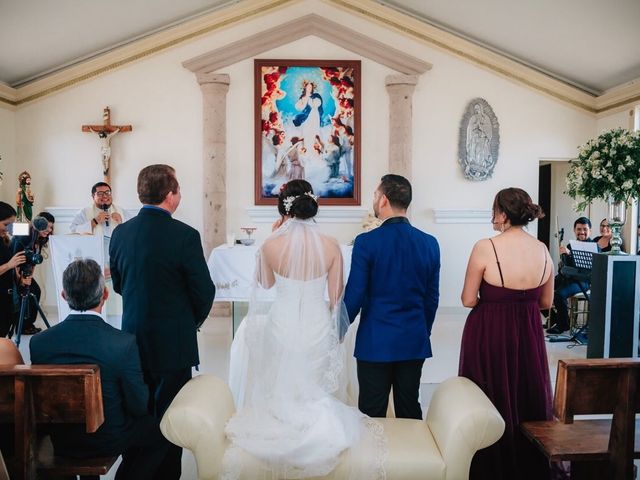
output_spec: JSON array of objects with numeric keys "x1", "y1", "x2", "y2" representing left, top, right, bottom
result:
[{"x1": 82, "y1": 106, "x2": 132, "y2": 184}]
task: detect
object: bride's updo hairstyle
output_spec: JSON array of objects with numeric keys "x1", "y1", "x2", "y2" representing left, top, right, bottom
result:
[
  {"x1": 493, "y1": 187, "x2": 544, "y2": 226},
  {"x1": 277, "y1": 180, "x2": 318, "y2": 220}
]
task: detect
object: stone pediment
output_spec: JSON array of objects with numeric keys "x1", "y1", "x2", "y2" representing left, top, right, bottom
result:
[{"x1": 182, "y1": 14, "x2": 431, "y2": 75}]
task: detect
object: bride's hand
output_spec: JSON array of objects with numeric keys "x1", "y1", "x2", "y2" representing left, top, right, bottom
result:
[{"x1": 272, "y1": 216, "x2": 286, "y2": 231}]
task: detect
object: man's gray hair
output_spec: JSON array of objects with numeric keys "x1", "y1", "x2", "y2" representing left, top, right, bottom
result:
[{"x1": 62, "y1": 259, "x2": 105, "y2": 311}]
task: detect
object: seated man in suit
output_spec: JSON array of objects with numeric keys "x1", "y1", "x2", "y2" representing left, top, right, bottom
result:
[
  {"x1": 547, "y1": 216, "x2": 594, "y2": 334},
  {"x1": 29, "y1": 259, "x2": 169, "y2": 480}
]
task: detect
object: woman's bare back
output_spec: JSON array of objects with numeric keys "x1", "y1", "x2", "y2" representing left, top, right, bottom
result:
[{"x1": 480, "y1": 230, "x2": 552, "y2": 290}]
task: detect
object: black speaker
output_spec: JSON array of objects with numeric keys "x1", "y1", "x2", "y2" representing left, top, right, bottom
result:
[{"x1": 587, "y1": 254, "x2": 640, "y2": 358}]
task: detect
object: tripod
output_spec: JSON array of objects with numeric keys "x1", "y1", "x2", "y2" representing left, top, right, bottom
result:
[{"x1": 8, "y1": 283, "x2": 50, "y2": 347}]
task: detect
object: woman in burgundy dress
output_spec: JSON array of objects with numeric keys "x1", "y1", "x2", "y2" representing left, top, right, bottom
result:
[{"x1": 459, "y1": 188, "x2": 554, "y2": 480}]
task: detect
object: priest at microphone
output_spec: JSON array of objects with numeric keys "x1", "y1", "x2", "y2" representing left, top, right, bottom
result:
[{"x1": 69, "y1": 182, "x2": 132, "y2": 236}]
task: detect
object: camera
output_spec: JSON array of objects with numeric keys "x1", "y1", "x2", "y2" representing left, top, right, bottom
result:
[{"x1": 19, "y1": 247, "x2": 43, "y2": 278}]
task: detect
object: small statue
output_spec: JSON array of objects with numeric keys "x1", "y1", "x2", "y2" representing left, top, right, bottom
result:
[{"x1": 16, "y1": 171, "x2": 34, "y2": 222}]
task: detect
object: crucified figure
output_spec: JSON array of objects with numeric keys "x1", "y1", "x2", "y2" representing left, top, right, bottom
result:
[
  {"x1": 82, "y1": 107, "x2": 132, "y2": 183},
  {"x1": 89, "y1": 127, "x2": 121, "y2": 177}
]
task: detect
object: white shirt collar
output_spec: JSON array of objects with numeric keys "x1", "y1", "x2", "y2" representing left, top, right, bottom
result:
[{"x1": 68, "y1": 310, "x2": 104, "y2": 320}]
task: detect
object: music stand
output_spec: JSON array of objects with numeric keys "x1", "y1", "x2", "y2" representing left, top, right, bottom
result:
[
  {"x1": 547, "y1": 249, "x2": 593, "y2": 345},
  {"x1": 572, "y1": 249, "x2": 593, "y2": 272}
]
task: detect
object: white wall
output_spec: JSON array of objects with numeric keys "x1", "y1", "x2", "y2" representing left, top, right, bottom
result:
[
  {"x1": 5, "y1": 0, "x2": 598, "y2": 307},
  {"x1": 597, "y1": 108, "x2": 633, "y2": 133},
  {"x1": 0, "y1": 108, "x2": 15, "y2": 199}
]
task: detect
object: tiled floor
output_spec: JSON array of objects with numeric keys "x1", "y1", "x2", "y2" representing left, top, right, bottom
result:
[{"x1": 17, "y1": 309, "x2": 587, "y2": 479}]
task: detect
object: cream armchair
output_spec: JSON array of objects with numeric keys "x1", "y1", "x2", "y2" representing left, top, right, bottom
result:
[{"x1": 160, "y1": 375, "x2": 504, "y2": 480}]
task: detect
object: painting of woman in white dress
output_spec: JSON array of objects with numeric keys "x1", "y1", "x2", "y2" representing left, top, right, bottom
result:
[{"x1": 255, "y1": 60, "x2": 361, "y2": 205}]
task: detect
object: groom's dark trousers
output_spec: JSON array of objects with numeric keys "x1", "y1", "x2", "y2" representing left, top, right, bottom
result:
[
  {"x1": 357, "y1": 359, "x2": 425, "y2": 419},
  {"x1": 345, "y1": 216, "x2": 440, "y2": 419}
]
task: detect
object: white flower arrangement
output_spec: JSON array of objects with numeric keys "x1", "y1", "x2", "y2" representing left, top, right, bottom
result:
[
  {"x1": 566, "y1": 128, "x2": 640, "y2": 211},
  {"x1": 282, "y1": 191, "x2": 318, "y2": 214}
]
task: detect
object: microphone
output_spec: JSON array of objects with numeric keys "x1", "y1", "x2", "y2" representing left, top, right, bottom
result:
[
  {"x1": 32, "y1": 216, "x2": 50, "y2": 233},
  {"x1": 102, "y1": 204, "x2": 110, "y2": 227}
]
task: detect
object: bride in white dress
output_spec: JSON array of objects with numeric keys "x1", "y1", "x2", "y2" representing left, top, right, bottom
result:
[{"x1": 223, "y1": 180, "x2": 386, "y2": 479}]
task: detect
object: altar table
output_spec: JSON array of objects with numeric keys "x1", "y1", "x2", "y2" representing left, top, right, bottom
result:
[
  {"x1": 207, "y1": 244, "x2": 353, "y2": 335},
  {"x1": 207, "y1": 244, "x2": 353, "y2": 301}
]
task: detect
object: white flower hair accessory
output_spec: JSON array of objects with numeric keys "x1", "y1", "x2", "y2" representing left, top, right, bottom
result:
[{"x1": 283, "y1": 191, "x2": 318, "y2": 214}]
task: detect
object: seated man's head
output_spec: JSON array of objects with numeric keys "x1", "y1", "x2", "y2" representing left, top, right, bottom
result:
[
  {"x1": 62, "y1": 259, "x2": 108, "y2": 312},
  {"x1": 573, "y1": 217, "x2": 592, "y2": 241},
  {"x1": 91, "y1": 182, "x2": 113, "y2": 208}
]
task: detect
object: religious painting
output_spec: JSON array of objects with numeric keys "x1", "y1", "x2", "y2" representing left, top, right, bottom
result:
[
  {"x1": 458, "y1": 98, "x2": 500, "y2": 181},
  {"x1": 255, "y1": 59, "x2": 361, "y2": 205}
]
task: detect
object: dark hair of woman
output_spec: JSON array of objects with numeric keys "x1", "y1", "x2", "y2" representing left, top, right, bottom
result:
[
  {"x1": 28, "y1": 212, "x2": 55, "y2": 250},
  {"x1": 493, "y1": 187, "x2": 544, "y2": 227},
  {"x1": 277, "y1": 180, "x2": 318, "y2": 220},
  {"x1": 0, "y1": 202, "x2": 17, "y2": 222},
  {"x1": 0, "y1": 202, "x2": 16, "y2": 246}
]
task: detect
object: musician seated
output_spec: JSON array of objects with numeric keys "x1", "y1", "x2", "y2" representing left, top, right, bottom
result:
[
  {"x1": 594, "y1": 218, "x2": 625, "y2": 253},
  {"x1": 547, "y1": 216, "x2": 597, "y2": 335}
]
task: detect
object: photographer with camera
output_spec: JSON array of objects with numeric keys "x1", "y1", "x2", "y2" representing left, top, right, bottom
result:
[
  {"x1": 0, "y1": 202, "x2": 28, "y2": 337},
  {"x1": 10, "y1": 213, "x2": 54, "y2": 335}
]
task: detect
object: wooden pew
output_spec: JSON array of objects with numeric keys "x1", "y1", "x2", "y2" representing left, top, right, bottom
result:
[
  {"x1": 0, "y1": 364, "x2": 118, "y2": 480},
  {"x1": 521, "y1": 358, "x2": 640, "y2": 480}
]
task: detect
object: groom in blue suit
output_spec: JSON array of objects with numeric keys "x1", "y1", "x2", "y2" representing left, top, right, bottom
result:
[{"x1": 345, "y1": 174, "x2": 440, "y2": 419}]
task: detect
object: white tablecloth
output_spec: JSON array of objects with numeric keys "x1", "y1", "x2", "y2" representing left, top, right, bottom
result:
[{"x1": 207, "y1": 244, "x2": 353, "y2": 302}]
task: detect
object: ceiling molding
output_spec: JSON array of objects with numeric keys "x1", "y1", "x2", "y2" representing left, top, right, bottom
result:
[
  {"x1": 1, "y1": 0, "x2": 639, "y2": 115},
  {"x1": 0, "y1": 83, "x2": 17, "y2": 109},
  {"x1": 595, "y1": 79, "x2": 640, "y2": 114},
  {"x1": 325, "y1": 0, "x2": 640, "y2": 116},
  {"x1": 0, "y1": 0, "x2": 293, "y2": 109},
  {"x1": 183, "y1": 13, "x2": 431, "y2": 74}
]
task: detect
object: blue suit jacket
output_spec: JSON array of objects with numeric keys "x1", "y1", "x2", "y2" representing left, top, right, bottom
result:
[{"x1": 344, "y1": 217, "x2": 440, "y2": 362}]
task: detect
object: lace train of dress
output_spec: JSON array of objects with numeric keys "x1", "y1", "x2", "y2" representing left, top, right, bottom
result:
[{"x1": 224, "y1": 274, "x2": 386, "y2": 479}]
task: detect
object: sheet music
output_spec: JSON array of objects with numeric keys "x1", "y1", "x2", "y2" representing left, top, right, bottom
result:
[{"x1": 569, "y1": 240, "x2": 599, "y2": 253}]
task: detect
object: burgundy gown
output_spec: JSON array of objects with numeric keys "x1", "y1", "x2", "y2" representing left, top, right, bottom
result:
[{"x1": 459, "y1": 241, "x2": 553, "y2": 480}]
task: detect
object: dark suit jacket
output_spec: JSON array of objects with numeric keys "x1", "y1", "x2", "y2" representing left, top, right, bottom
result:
[
  {"x1": 344, "y1": 217, "x2": 440, "y2": 362},
  {"x1": 109, "y1": 207, "x2": 215, "y2": 372},
  {"x1": 29, "y1": 314, "x2": 149, "y2": 456}
]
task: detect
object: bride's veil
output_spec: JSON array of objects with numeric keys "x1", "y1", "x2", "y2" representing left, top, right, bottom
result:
[{"x1": 231, "y1": 214, "x2": 351, "y2": 410}]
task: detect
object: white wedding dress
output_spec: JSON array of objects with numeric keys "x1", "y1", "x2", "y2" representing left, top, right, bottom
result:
[{"x1": 223, "y1": 219, "x2": 386, "y2": 480}]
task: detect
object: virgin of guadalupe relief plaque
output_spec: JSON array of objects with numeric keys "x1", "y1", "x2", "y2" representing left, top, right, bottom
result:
[{"x1": 458, "y1": 98, "x2": 500, "y2": 181}]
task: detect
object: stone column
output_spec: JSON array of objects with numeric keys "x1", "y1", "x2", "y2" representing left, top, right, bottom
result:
[
  {"x1": 385, "y1": 74, "x2": 418, "y2": 180},
  {"x1": 197, "y1": 73, "x2": 230, "y2": 256}
]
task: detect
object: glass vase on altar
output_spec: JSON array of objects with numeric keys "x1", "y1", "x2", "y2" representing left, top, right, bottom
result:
[{"x1": 607, "y1": 197, "x2": 627, "y2": 255}]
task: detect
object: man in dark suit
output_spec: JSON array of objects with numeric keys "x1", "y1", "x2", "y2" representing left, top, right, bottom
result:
[
  {"x1": 109, "y1": 164, "x2": 215, "y2": 479},
  {"x1": 344, "y1": 174, "x2": 440, "y2": 419},
  {"x1": 30, "y1": 259, "x2": 168, "y2": 479}
]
